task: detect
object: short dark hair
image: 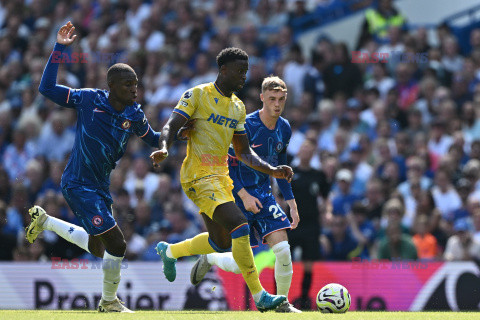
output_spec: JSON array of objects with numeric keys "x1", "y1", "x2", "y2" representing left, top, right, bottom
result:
[
  {"x1": 107, "y1": 63, "x2": 136, "y2": 84},
  {"x1": 216, "y1": 47, "x2": 248, "y2": 68}
]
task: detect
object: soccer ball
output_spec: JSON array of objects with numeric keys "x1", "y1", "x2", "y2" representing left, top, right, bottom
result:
[{"x1": 316, "y1": 283, "x2": 351, "y2": 313}]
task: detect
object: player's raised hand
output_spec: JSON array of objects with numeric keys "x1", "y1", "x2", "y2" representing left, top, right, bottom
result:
[
  {"x1": 57, "y1": 21, "x2": 77, "y2": 46},
  {"x1": 271, "y1": 165, "x2": 293, "y2": 183},
  {"x1": 150, "y1": 148, "x2": 168, "y2": 166},
  {"x1": 177, "y1": 119, "x2": 196, "y2": 141}
]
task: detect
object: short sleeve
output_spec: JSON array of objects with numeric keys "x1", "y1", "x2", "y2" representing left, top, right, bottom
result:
[
  {"x1": 173, "y1": 88, "x2": 197, "y2": 120},
  {"x1": 234, "y1": 104, "x2": 247, "y2": 135}
]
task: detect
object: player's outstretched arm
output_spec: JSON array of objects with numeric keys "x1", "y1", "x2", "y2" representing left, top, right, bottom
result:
[
  {"x1": 232, "y1": 134, "x2": 293, "y2": 182},
  {"x1": 150, "y1": 112, "x2": 188, "y2": 165},
  {"x1": 39, "y1": 21, "x2": 77, "y2": 107}
]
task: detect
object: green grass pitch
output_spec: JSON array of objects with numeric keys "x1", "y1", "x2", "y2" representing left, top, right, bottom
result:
[{"x1": 0, "y1": 311, "x2": 477, "y2": 320}]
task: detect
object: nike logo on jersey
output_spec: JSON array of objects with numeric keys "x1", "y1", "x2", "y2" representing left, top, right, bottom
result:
[
  {"x1": 93, "y1": 108, "x2": 105, "y2": 113},
  {"x1": 281, "y1": 216, "x2": 287, "y2": 221},
  {"x1": 251, "y1": 144, "x2": 262, "y2": 148}
]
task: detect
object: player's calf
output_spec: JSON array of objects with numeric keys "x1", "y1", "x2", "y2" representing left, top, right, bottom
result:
[{"x1": 272, "y1": 241, "x2": 293, "y2": 297}]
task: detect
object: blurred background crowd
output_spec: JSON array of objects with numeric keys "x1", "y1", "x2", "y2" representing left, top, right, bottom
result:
[{"x1": 1, "y1": 0, "x2": 480, "y2": 268}]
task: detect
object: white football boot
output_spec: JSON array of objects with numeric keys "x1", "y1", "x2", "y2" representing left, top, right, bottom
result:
[
  {"x1": 275, "y1": 301, "x2": 302, "y2": 313},
  {"x1": 98, "y1": 297, "x2": 133, "y2": 313}
]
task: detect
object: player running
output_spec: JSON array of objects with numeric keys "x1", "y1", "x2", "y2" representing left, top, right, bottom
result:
[
  {"x1": 189, "y1": 76, "x2": 301, "y2": 313},
  {"x1": 25, "y1": 21, "x2": 184, "y2": 312},
  {"x1": 150, "y1": 48, "x2": 293, "y2": 312}
]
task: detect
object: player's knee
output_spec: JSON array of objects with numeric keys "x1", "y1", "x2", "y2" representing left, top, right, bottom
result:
[
  {"x1": 209, "y1": 236, "x2": 231, "y2": 252},
  {"x1": 104, "y1": 238, "x2": 126, "y2": 257},
  {"x1": 116, "y1": 239, "x2": 127, "y2": 256},
  {"x1": 88, "y1": 237, "x2": 105, "y2": 258}
]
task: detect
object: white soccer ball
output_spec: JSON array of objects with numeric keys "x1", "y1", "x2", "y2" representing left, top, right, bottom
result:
[{"x1": 316, "y1": 283, "x2": 351, "y2": 313}]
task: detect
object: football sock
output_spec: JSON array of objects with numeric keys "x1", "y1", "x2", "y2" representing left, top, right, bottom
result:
[
  {"x1": 231, "y1": 223, "x2": 263, "y2": 297},
  {"x1": 253, "y1": 290, "x2": 265, "y2": 303},
  {"x1": 102, "y1": 250, "x2": 123, "y2": 301},
  {"x1": 207, "y1": 252, "x2": 241, "y2": 274},
  {"x1": 272, "y1": 241, "x2": 293, "y2": 297},
  {"x1": 44, "y1": 216, "x2": 90, "y2": 252},
  {"x1": 169, "y1": 232, "x2": 216, "y2": 258}
]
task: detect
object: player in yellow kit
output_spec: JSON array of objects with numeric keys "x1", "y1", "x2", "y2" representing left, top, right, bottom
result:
[{"x1": 150, "y1": 48, "x2": 293, "y2": 311}]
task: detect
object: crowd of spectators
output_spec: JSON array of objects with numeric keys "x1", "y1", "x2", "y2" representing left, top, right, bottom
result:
[{"x1": 1, "y1": 0, "x2": 480, "y2": 265}]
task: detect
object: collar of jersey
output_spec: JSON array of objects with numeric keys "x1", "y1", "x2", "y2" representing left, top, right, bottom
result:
[{"x1": 213, "y1": 82, "x2": 227, "y2": 97}]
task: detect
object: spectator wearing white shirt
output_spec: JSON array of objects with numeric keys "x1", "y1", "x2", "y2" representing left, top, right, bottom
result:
[
  {"x1": 125, "y1": 0, "x2": 151, "y2": 37},
  {"x1": 432, "y1": 168, "x2": 462, "y2": 220},
  {"x1": 428, "y1": 118, "x2": 453, "y2": 159},
  {"x1": 124, "y1": 157, "x2": 160, "y2": 208},
  {"x1": 148, "y1": 67, "x2": 189, "y2": 113},
  {"x1": 36, "y1": 111, "x2": 75, "y2": 162},
  {"x1": 189, "y1": 53, "x2": 217, "y2": 88},
  {"x1": 364, "y1": 63, "x2": 395, "y2": 99},
  {"x1": 283, "y1": 43, "x2": 310, "y2": 105},
  {"x1": 397, "y1": 156, "x2": 432, "y2": 199},
  {"x1": 444, "y1": 218, "x2": 480, "y2": 261},
  {"x1": 441, "y1": 36, "x2": 464, "y2": 74},
  {"x1": 2, "y1": 127, "x2": 36, "y2": 182},
  {"x1": 317, "y1": 99, "x2": 339, "y2": 152}
]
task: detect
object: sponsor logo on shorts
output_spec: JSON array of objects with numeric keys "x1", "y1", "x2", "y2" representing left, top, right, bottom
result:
[
  {"x1": 92, "y1": 215, "x2": 103, "y2": 227},
  {"x1": 180, "y1": 101, "x2": 188, "y2": 107}
]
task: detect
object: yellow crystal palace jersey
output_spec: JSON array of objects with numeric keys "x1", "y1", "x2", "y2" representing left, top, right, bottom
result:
[{"x1": 173, "y1": 82, "x2": 246, "y2": 183}]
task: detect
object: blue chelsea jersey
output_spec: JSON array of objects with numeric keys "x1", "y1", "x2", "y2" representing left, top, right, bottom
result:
[
  {"x1": 228, "y1": 110, "x2": 294, "y2": 200},
  {"x1": 61, "y1": 89, "x2": 153, "y2": 192}
]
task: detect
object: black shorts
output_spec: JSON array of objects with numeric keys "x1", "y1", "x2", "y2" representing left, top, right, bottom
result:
[{"x1": 288, "y1": 224, "x2": 321, "y2": 261}]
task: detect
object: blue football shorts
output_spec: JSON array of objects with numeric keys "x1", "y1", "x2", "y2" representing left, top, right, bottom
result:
[
  {"x1": 62, "y1": 185, "x2": 116, "y2": 236},
  {"x1": 234, "y1": 192, "x2": 291, "y2": 247}
]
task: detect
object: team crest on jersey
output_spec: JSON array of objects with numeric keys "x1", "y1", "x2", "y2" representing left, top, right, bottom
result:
[
  {"x1": 92, "y1": 215, "x2": 103, "y2": 227},
  {"x1": 122, "y1": 120, "x2": 131, "y2": 129},
  {"x1": 275, "y1": 141, "x2": 284, "y2": 153},
  {"x1": 184, "y1": 90, "x2": 193, "y2": 99}
]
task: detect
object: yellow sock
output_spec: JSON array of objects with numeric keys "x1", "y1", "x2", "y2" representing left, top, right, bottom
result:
[
  {"x1": 231, "y1": 234, "x2": 263, "y2": 295},
  {"x1": 170, "y1": 232, "x2": 215, "y2": 258}
]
